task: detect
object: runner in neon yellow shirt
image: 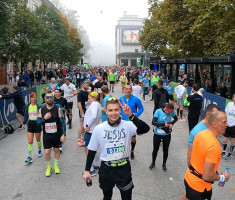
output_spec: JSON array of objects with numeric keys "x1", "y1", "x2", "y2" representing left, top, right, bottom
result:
[{"x1": 108, "y1": 69, "x2": 116, "y2": 92}]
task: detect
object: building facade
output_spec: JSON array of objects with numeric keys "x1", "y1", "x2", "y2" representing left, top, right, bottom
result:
[{"x1": 115, "y1": 15, "x2": 145, "y2": 66}]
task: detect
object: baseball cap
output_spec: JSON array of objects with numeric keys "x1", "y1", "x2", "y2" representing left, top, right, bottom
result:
[{"x1": 200, "y1": 88, "x2": 205, "y2": 92}]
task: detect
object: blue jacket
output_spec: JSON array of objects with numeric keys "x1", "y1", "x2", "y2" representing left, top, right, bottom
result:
[
  {"x1": 119, "y1": 95, "x2": 144, "y2": 120},
  {"x1": 23, "y1": 103, "x2": 41, "y2": 125}
]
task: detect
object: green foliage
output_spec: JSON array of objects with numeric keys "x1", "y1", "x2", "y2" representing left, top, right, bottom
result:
[{"x1": 140, "y1": 0, "x2": 235, "y2": 58}]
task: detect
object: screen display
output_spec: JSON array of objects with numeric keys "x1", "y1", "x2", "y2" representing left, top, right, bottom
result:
[{"x1": 122, "y1": 30, "x2": 140, "y2": 44}]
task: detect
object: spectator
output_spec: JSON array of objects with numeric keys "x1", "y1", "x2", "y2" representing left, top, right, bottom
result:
[{"x1": 220, "y1": 81, "x2": 228, "y2": 98}]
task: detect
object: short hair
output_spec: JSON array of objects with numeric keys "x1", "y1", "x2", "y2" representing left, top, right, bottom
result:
[
  {"x1": 51, "y1": 78, "x2": 55, "y2": 82},
  {"x1": 30, "y1": 92, "x2": 36, "y2": 98},
  {"x1": 106, "y1": 97, "x2": 119, "y2": 108},
  {"x1": 205, "y1": 104, "x2": 220, "y2": 114},
  {"x1": 165, "y1": 103, "x2": 174, "y2": 110},
  {"x1": 101, "y1": 85, "x2": 109, "y2": 94},
  {"x1": 208, "y1": 111, "x2": 223, "y2": 125},
  {"x1": 158, "y1": 79, "x2": 163, "y2": 86},
  {"x1": 13, "y1": 86, "x2": 19, "y2": 91},
  {"x1": 134, "y1": 79, "x2": 139, "y2": 85},
  {"x1": 192, "y1": 84, "x2": 200, "y2": 92},
  {"x1": 2, "y1": 87, "x2": 9, "y2": 94},
  {"x1": 46, "y1": 91, "x2": 53, "y2": 95},
  {"x1": 184, "y1": 81, "x2": 189, "y2": 85},
  {"x1": 125, "y1": 84, "x2": 132, "y2": 89}
]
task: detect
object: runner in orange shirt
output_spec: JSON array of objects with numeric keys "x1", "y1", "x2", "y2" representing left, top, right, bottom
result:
[{"x1": 181, "y1": 111, "x2": 230, "y2": 200}]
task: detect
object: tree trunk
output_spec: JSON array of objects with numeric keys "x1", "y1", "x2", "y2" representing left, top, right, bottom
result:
[{"x1": 199, "y1": 64, "x2": 205, "y2": 88}]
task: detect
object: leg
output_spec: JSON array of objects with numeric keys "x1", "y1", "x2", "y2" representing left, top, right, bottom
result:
[
  {"x1": 180, "y1": 193, "x2": 188, "y2": 200},
  {"x1": 16, "y1": 113, "x2": 23, "y2": 125},
  {"x1": 26, "y1": 132, "x2": 34, "y2": 161},
  {"x1": 54, "y1": 148, "x2": 61, "y2": 174},
  {"x1": 162, "y1": 134, "x2": 171, "y2": 165},
  {"x1": 150, "y1": 134, "x2": 162, "y2": 168},
  {"x1": 103, "y1": 189, "x2": 113, "y2": 200},
  {"x1": 35, "y1": 132, "x2": 42, "y2": 156},
  {"x1": 120, "y1": 189, "x2": 132, "y2": 200},
  {"x1": 131, "y1": 136, "x2": 136, "y2": 160}
]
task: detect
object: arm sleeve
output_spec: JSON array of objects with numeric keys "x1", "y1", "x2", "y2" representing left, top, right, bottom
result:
[
  {"x1": 23, "y1": 105, "x2": 29, "y2": 125},
  {"x1": 171, "y1": 115, "x2": 178, "y2": 125},
  {"x1": 85, "y1": 150, "x2": 97, "y2": 171},
  {"x1": 1, "y1": 93, "x2": 16, "y2": 99},
  {"x1": 130, "y1": 116, "x2": 150, "y2": 135},
  {"x1": 152, "y1": 117, "x2": 165, "y2": 127},
  {"x1": 135, "y1": 98, "x2": 144, "y2": 117}
]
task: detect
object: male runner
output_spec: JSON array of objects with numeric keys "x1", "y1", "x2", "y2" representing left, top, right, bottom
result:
[
  {"x1": 60, "y1": 78, "x2": 78, "y2": 129},
  {"x1": 108, "y1": 69, "x2": 116, "y2": 92},
  {"x1": 119, "y1": 85, "x2": 144, "y2": 159},
  {"x1": 37, "y1": 91, "x2": 66, "y2": 177},
  {"x1": 221, "y1": 93, "x2": 235, "y2": 160},
  {"x1": 83, "y1": 97, "x2": 150, "y2": 200}
]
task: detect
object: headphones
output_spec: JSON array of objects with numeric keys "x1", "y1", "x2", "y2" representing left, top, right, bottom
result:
[{"x1": 107, "y1": 117, "x2": 121, "y2": 127}]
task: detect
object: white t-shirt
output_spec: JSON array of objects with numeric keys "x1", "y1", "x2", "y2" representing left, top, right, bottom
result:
[
  {"x1": 175, "y1": 85, "x2": 185, "y2": 99},
  {"x1": 83, "y1": 101, "x2": 102, "y2": 133},
  {"x1": 225, "y1": 102, "x2": 235, "y2": 127},
  {"x1": 61, "y1": 83, "x2": 76, "y2": 102},
  {"x1": 88, "y1": 120, "x2": 137, "y2": 161},
  {"x1": 132, "y1": 85, "x2": 142, "y2": 99}
]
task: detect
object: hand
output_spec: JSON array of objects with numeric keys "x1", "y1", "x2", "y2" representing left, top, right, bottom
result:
[
  {"x1": 0, "y1": 95, "x2": 2, "y2": 98},
  {"x1": 60, "y1": 135, "x2": 66, "y2": 144},
  {"x1": 86, "y1": 126, "x2": 90, "y2": 132},
  {"x1": 119, "y1": 99, "x2": 132, "y2": 117},
  {"x1": 44, "y1": 112, "x2": 51, "y2": 120},
  {"x1": 69, "y1": 94, "x2": 74, "y2": 98},
  {"x1": 221, "y1": 172, "x2": 230, "y2": 182},
  {"x1": 83, "y1": 171, "x2": 91, "y2": 182},
  {"x1": 186, "y1": 94, "x2": 189, "y2": 98},
  {"x1": 22, "y1": 124, "x2": 25, "y2": 130},
  {"x1": 165, "y1": 123, "x2": 169, "y2": 127},
  {"x1": 169, "y1": 124, "x2": 173, "y2": 129}
]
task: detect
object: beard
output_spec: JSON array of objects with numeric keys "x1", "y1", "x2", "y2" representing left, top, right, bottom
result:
[{"x1": 47, "y1": 101, "x2": 54, "y2": 106}]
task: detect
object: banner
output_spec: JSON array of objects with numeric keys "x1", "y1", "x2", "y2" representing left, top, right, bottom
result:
[
  {"x1": 36, "y1": 83, "x2": 49, "y2": 104},
  {"x1": 0, "y1": 88, "x2": 36, "y2": 126},
  {"x1": 137, "y1": 57, "x2": 141, "y2": 68}
]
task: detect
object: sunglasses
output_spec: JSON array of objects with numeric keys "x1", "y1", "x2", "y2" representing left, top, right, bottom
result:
[
  {"x1": 107, "y1": 97, "x2": 118, "y2": 102},
  {"x1": 46, "y1": 96, "x2": 54, "y2": 100}
]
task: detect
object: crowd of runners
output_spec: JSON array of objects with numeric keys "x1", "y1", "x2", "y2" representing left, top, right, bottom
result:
[{"x1": 0, "y1": 65, "x2": 234, "y2": 200}]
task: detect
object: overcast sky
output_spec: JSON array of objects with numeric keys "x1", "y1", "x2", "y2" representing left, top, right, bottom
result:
[{"x1": 60, "y1": 0, "x2": 149, "y2": 65}]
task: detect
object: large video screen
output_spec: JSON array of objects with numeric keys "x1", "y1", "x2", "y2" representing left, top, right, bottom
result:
[{"x1": 122, "y1": 30, "x2": 140, "y2": 44}]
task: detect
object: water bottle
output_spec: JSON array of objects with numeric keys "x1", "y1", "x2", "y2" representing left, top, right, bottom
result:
[
  {"x1": 86, "y1": 178, "x2": 92, "y2": 187},
  {"x1": 218, "y1": 167, "x2": 231, "y2": 187}
]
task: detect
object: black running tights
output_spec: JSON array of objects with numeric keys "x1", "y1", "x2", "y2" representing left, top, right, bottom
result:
[
  {"x1": 152, "y1": 134, "x2": 171, "y2": 165},
  {"x1": 103, "y1": 188, "x2": 132, "y2": 200}
]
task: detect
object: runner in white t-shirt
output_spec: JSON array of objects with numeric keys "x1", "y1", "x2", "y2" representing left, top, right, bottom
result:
[
  {"x1": 132, "y1": 79, "x2": 142, "y2": 100},
  {"x1": 82, "y1": 97, "x2": 150, "y2": 200},
  {"x1": 222, "y1": 93, "x2": 235, "y2": 160},
  {"x1": 60, "y1": 78, "x2": 78, "y2": 129}
]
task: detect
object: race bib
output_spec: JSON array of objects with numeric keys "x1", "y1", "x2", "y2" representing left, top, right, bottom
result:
[
  {"x1": 29, "y1": 111, "x2": 38, "y2": 120},
  {"x1": 105, "y1": 142, "x2": 125, "y2": 161},
  {"x1": 45, "y1": 122, "x2": 57, "y2": 133},
  {"x1": 77, "y1": 74, "x2": 80, "y2": 79},
  {"x1": 157, "y1": 128, "x2": 166, "y2": 134}
]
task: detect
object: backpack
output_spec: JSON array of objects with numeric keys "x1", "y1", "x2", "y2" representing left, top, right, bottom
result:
[{"x1": 4, "y1": 124, "x2": 14, "y2": 134}]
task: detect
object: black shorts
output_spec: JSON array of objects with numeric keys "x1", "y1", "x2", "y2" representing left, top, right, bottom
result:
[
  {"x1": 169, "y1": 94, "x2": 174, "y2": 101},
  {"x1": 99, "y1": 160, "x2": 134, "y2": 192},
  {"x1": 223, "y1": 126, "x2": 235, "y2": 138},
  {"x1": 17, "y1": 109, "x2": 25, "y2": 116},
  {"x1": 43, "y1": 134, "x2": 62, "y2": 149},
  {"x1": 184, "y1": 179, "x2": 212, "y2": 200},
  {"x1": 27, "y1": 121, "x2": 42, "y2": 133},
  {"x1": 68, "y1": 102, "x2": 73, "y2": 109},
  {"x1": 110, "y1": 81, "x2": 115, "y2": 84}
]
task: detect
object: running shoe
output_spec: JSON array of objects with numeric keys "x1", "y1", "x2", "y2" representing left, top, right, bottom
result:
[
  {"x1": 59, "y1": 147, "x2": 63, "y2": 153},
  {"x1": 144, "y1": 100, "x2": 147, "y2": 103},
  {"x1": 149, "y1": 163, "x2": 155, "y2": 170},
  {"x1": 18, "y1": 125, "x2": 23, "y2": 129},
  {"x1": 45, "y1": 166, "x2": 52, "y2": 177},
  {"x1": 77, "y1": 140, "x2": 84, "y2": 147},
  {"x1": 162, "y1": 164, "x2": 167, "y2": 172},
  {"x1": 94, "y1": 166, "x2": 100, "y2": 171},
  {"x1": 221, "y1": 151, "x2": 226, "y2": 158},
  {"x1": 25, "y1": 157, "x2": 33, "y2": 163},
  {"x1": 131, "y1": 151, "x2": 135, "y2": 160},
  {"x1": 54, "y1": 165, "x2": 60, "y2": 174},
  {"x1": 225, "y1": 153, "x2": 232, "y2": 160},
  {"x1": 180, "y1": 118, "x2": 187, "y2": 122},
  {"x1": 38, "y1": 151, "x2": 42, "y2": 157},
  {"x1": 90, "y1": 170, "x2": 96, "y2": 177}
]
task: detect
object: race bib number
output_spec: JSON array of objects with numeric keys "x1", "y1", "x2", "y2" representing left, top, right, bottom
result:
[
  {"x1": 157, "y1": 128, "x2": 166, "y2": 134},
  {"x1": 28, "y1": 111, "x2": 38, "y2": 120},
  {"x1": 45, "y1": 122, "x2": 57, "y2": 133},
  {"x1": 105, "y1": 142, "x2": 125, "y2": 161}
]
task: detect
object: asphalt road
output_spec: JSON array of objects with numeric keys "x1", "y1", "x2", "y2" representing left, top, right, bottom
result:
[{"x1": 0, "y1": 83, "x2": 234, "y2": 200}]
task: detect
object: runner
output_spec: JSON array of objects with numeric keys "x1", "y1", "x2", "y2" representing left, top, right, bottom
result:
[
  {"x1": 165, "y1": 80, "x2": 174, "y2": 104},
  {"x1": 37, "y1": 91, "x2": 66, "y2": 177},
  {"x1": 82, "y1": 97, "x2": 150, "y2": 200},
  {"x1": 77, "y1": 81, "x2": 89, "y2": 147},
  {"x1": 175, "y1": 81, "x2": 189, "y2": 121},
  {"x1": 149, "y1": 103, "x2": 178, "y2": 171},
  {"x1": 43, "y1": 78, "x2": 58, "y2": 94},
  {"x1": 60, "y1": 78, "x2": 78, "y2": 129},
  {"x1": 119, "y1": 73, "x2": 128, "y2": 93},
  {"x1": 101, "y1": 85, "x2": 112, "y2": 122},
  {"x1": 119, "y1": 85, "x2": 144, "y2": 160},
  {"x1": 108, "y1": 69, "x2": 116, "y2": 92},
  {"x1": 22, "y1": 92, "x2": 42, "y2": 163},
  {"x1": 132, "y1": 80, "x2": 141, "y2": 100},
  {"x1": 54, "y1": 88, "x2": 70, "y2": 153},
  {"x1": 150, "y1": 72, "x2": 159, "y2": 101},
  {"x1": 182, "y1": 111, "x2": 230, "y2": 200},
  {"x1": 94, "y1": 74, "x2": 108, "y2": 94},
  {"x1": 142, "y1": 74, "x2": 150, "y2": 103},
  {"x1": 83, "y1": 92, "x2": 102, "y2": 176},
  {"x1": 221, "y1": 93, "x2": 235, "y2": 160},
  {"x1": 0, "y1": 86, "x2": 26, "y2": 129}
]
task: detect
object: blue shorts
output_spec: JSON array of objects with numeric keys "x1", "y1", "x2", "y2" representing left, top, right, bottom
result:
[{"x1": 83, "y1": 132, "x2": 92, "y2": 147}]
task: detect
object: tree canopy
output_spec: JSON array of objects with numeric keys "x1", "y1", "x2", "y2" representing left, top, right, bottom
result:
[{"x1": 140, "y1": 0, "x2": 235, "y2": 59}]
